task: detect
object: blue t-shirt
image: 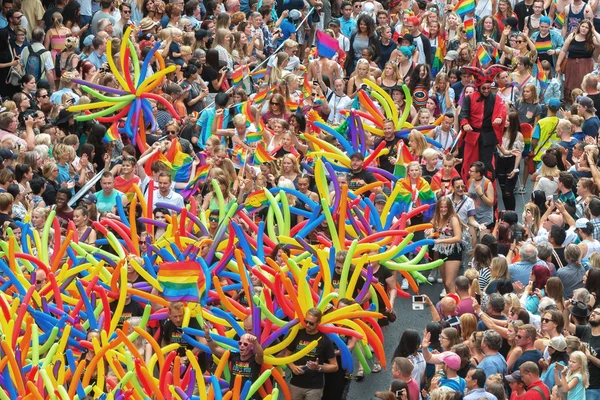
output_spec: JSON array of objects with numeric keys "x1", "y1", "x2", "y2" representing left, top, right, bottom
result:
[
  {"x1": 477, "y1": 353, "x2": 507, "y2": 377},
  {"x1": 582, "y1": 115, "x2": 600, "y2": 138},
  {"x1": 94, "y1": 190, "x2": 124, "y2": 213},
  {"x1": 279, "y1": 19, "x2": 296, "y2": 43},
  {"x1": 511, "y1": 349, "x2": 543, "y2": 373}
]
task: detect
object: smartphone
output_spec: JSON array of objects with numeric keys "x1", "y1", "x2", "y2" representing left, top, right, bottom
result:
[
  {"x1": 447, "y1": 316, "x2": 460, "y2": 327},
  {"x1": 360, "y1": 84, "x2": 368, "y2": 90},
  {"x1": 515, "y1": 231, "x2": 523, "y2": 241},
  {"x1": 412, "y1": 295, "x2": 425, "y2": 303},
  {"x1": 412, "y1": 303, "x2": 424, "y2": 310},
  {"x1": 553, "y1": 194, "x2": 559, "y2": 203},
  {"x1": 555, "y1": 364, "x2": 565, "y2": 371}
]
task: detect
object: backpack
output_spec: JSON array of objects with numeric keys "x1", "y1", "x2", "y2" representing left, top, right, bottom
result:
[
  {"x1": 24, "y1": 46, "x2": 48, "y2": 82},
  {"x1": 55, "y1": 51, "x2": 77, "y2": 79}
]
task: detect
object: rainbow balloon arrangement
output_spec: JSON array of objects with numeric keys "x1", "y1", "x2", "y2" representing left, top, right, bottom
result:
[
  {"x1": 67, "y1": 27, "x2": 180, "y2": 150},
  {"x1": 0, "y1": 79, "x2": 451, "y2": 398}
]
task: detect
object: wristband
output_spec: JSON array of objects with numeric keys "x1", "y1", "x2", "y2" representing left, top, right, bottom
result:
[
  {"x1": 513, "y1": 168, "x2": 520, "y2": 173},
  {"x1": 206, "y1": 336, "x2": 213, "y2": 343}
]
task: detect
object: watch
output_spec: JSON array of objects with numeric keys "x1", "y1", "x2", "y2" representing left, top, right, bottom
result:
[{"x1": 318, "y1": 365, "x2": 323, "y2": 372}]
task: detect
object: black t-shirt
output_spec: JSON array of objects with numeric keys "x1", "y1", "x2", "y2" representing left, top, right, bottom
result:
[
  {"x1": 373, "y1": 266, "x2": 392, "y2": 326},
  {"x1": 110, "y1": 300, "x2": 145, "y2": 330},
  {"x1": 512, "y1": 349, "x2": 543, "y2": 373},
  {"x1": 348, "y1": 169, "x2": 377, "y2": 195},
  {"x1": 514, "y1": 1, "x2": 534, "y2": 31},
  {"x1": 201, "y1": 66, "x2": 220, "y2": 93},
  {"x1": 588, "y1": 93, "x2": 600, "y2": 119},
  {"x1": 161, "y1": 318, "x2": 208, "y2": 370},
  {"x1": 229, "y1": 352, "x2": 262, "y2": 399},
  {"x1": 331, "y1": 270, "x2": 365, "y2": 296},
  {"x1": 576, "y1": 325, "x2": 600, "y2": 389},
  {"x1": 287, "y1": 329, "x2": 336, "y2": 389},
  {"x1": 375, "y1": 137, "x2": 401, "y2": 173}
]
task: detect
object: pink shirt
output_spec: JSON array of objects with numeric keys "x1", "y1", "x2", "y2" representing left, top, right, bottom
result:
[
  {"x1": 457, "y1": 297, "x2": 476, "y2": 316},
  {"x1": 407, "y1": 377, "x2": 420, "y2": 400}
]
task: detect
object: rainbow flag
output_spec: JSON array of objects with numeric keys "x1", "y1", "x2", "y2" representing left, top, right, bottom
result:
[
  {"x1": 464, "y1": 18, "x2": 474, "y2": 39},
  {"x1": 180, "y1": 163, "x2": 210, "y2": 199},
  {"x1": 476, "y1": 44, "x2": 492, "y2": 67},
  {"x1": 302, "y1": 73, "x2": 312, "y2": 99},
  {"x1": 453, "y1": 0, "x2": 475, "y2": 17},
  {"x1": 250, "y1": 68, "x2": 267, "y2": 80},
  {"x1": 244, "y1": 190, "x2": 269, "y2": 213},
  {"x1": 253, "y1": 86, "x2": 274, "y2": 105},
  {"x1": 103, "y1": 123, "x2": 120, "y2": 143},
  {"x1": 395, "y1": 178, "x2": 436, "y2": 222},
  {"x1": 536, "y1": 59, "x2": 548, "y2": 88},
  {"x1": 316, "y1": 30, "x2": 340, "y2": 59},
  {"x1": 554, "y1": 12, "x2": 564, "y2": 28},
  {"x1": 144, "y1": 139, "x2": 194, "y2": 182},
  {"x1": 521, "y1": 123, "x2": 533, "y2": 156},
  {"x1": 158, "y1": 261, "x2": 206, "y2": 302},
  {"x1": 490, "y1": 45, "x2": 499, "y2": 62},
  {"x1": 246, "y1": 130, "x2": 263, "y2": 144},
  {"x1": 535, "y1": 39, "x2": 552, "y2": 53},
  {"x1": 253, "y1": 143, "x2": 275, "y2": 164},
  {"x1": 286, "y1": 100, "x2": 300, "y2": 112},
  {"x1": 231, "y1": 145, "x2": 247, "y2": 165},
  {"x1": 242, "y1": 101, "x2": 255, "y2": 126},
  {"x1": 232, "y1": 65, "x2": 248, "y2": 86},
  {"x1": 214, "y1": 112, "x2": 224, "y2": 131},
  {"x1": 431, "y1": 39, "x2": 445, "y2": 76},
  {"x1": 393, "y1": 142, "x2": 414, "y2": 178}
]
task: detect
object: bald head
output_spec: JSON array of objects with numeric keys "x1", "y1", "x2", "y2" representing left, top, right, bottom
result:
[
  {"x1": 226, "y1": 0, "x2": 240, "y2": 11},
  {"x1": 586, "y1": 74, "x2": 599, "y2": 93},
  {"x1": 440, "y1": 297, "x2": 457, "y2": 317},
  {"x1": 35, "y1": 269, "x2": 47, "y2": 291}
]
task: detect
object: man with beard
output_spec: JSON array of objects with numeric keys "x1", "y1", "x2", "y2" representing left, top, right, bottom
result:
[
  {"x1": 347, "y1": 152, "x2": 380, "y2": 196},
  {"x1": 375, "y1": 119, "x2": 401, "y2": 174},
  {"x1": 458, "y1": 65, "x2": 508, "y2": 180}
]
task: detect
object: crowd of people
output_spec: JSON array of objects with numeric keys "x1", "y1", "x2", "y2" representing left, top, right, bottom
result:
[{"x1": 0, "y1": 0, "x2": 600, "y2": 399}]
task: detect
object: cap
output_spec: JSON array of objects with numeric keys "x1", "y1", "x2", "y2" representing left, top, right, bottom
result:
[
  {"x1": 374, "y1": 194, "x2": 386, "y2": 203},
  {"x1": 490, "y1": 81, "x2": 498, "y2": 89},
  {"x1": 83, "y1": 35, "x2": 94, "y2": 47},
  {"x1": 82, "y1": 194, "x2": 97, "y2": 204},
  {"x1": 504, "y1": 371, "x2": 522, "y2": 383},
  {"x1": 363, "y1": 1, "x2": 375, "y2": 12},
  {"x1": 195, "y1": 29, "x2": 211, "y2": 40},
  {"x1": 349, "y1": 151, "x2": 364, "y2": 160},
  {"x1": 55, "y1": 109, "x2": 74, "y2": 125},
  {"x1": 0, "y1": 149, "x2": 17, "y2": 160},
  {"x1": 541, "y1": 152, "x2": 557, "y2": 168},
  {"x1": 543, "y1": 336, "x2": 567, "y2": 352},
  {"x1": 138, "y1": 39, "x2": 153, "y2": 50},
  {"x1": 444, "y1": 50, "x2": 458, "y2": 61},
  {"x1": 503, "y1": 17, "x2": 518, "y2": 28},
  {"x1": 578, "y1": 96, "x2": 597, "y2": 113},
  {"x1": 289, "y1": 9, "x2": 302, "y2": 20},
  {"x1": 439, "y1": 351, "x2": 461, "y2": 370},
  {"x1": 575, "y1": 218, "x2": 590, "y2": 229},
  {"x1": 328, "y1": 18, "x2": 341, "y2": 27},
  {"x1": 547, "y1": 97, "x2": 561, "y2": 111},
  {"x1": 140, "y1": 17, "x2": 158, "y2": 31},
  {"x1": 570, "y1": 300, "x2": 591, "y2": 318}
]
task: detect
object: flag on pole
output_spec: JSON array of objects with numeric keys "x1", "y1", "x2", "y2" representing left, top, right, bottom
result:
[
  {"x1": 316, "y1": 30, "x2": 340, "y2": 59},
  {"x1": 431, "y1": 39, "x2": 445, "y2": 76},
  {"x1": 464, "y1": 18, "x2": 474, "y2": 39},
  {"x1": 476, "y1": 44, "x2": 492, "y2": 67},
  {"x1": 453, "y1": 0, "x2": 475, "y2": 17}
]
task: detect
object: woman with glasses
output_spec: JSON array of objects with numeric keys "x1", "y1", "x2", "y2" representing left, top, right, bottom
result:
[
  {"x1": 537, "y1": 310, "x2": 565, "y2": 351},
  {"x1": 261, "y1": 93, "x2": 291, "y2": 126},
  {"x1": 499, "y1": 25, "x2": 538, "y2": 69}
]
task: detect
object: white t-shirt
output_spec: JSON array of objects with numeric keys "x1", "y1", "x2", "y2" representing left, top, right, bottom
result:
[{"x1": 326, "y1": 89, "x2": 353, "y2": 124}]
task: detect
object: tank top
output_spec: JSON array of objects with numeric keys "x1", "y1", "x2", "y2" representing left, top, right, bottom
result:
[
  {"x1": 432, "y1": 218, "x2": 460, "y2": 255},
  {"x1": 527, "y1": 16, "x2": 540, "y2": 36},
  {"x1": 535, "y1": 33, "x2": 554, "y2": 66},
  {"x1": 413, "y1": 83, "x2": 429, "y2": 109},
  {"x1": 468, "y1": 178, "x2": 494, "y2": 225},
  {"x1": 568, "y1": 38, "x2": 594, "y2": 58},
  {"x1": 582, "y1": 239, "x2": 600, "y2": 261},
  {"x1": 567, "y1": 3, "x2": 585, "y2": 34}
]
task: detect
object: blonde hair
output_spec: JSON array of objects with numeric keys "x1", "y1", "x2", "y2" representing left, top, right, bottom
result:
[
  {"x1": 567, "y1": 351, "x2": 589, "y2": 388},
  {"x1": 557, "y1": 119, "x2": 573, "y2": 134},
  {"x1": 521, "y1": 83, "x2": 539, "y2": 103},
  {"x1": 490, "y1": 257, "x2": 509, "y2": 280},
  {"x1": 569, "y1": 115, "x2": 584, "y2": 128},
  {"x1": 408, "y1": 130, "x2": 428, "y2": 156},
  {"x1": 278, "y1": 178, "x2": 297, "y2": 204}
]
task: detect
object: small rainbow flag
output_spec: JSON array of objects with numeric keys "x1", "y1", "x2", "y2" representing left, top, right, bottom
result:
[
  {"x1": 286, "y1": 100, "x2": 300, "y2": 112},
  {"x1": 214, "y1": 112, "x2": 224, "y2": 131},
  {"x1": 490, "y1": 45, "x2": 499, "y2": 62},
  {"x1": 158, "y1": 261, "x2": 206, "y2": 302},
  {"x1": 554, "y1": 12, "x2": 564, "y2": 28},
  {"x1": 464, "y1": 18, "x2": 474, "y2": 39},
  {"x1": 302, "y1": 73, "x2": 312, "y2": 99},
  {"x1": 395, "y1": 178, "x2": 436, "y2": 221},
  {"x1": 535, "y1": 39, "x2": 552, "y2": 53},
  {"x1": 536, "y1": 58, "x2": 548, "y2": 88},
  {"x1": 521, "y1": 123, "x2": 533, "y2": 155},
  {"x1": 246, "y1": 130, "x2": 263, "y2": 144},
  {"x1": 453, "y1": 0, "x2": 475, "y2": 17},
  {"x1": 253, "y1": 143, "x2": 275, "y2": 164},
  {"x1": 250, "y1": 68, "x2": 267, "y2": 80},
  {"x1": 231, "y1": 145, "x2": 247, "y2": 165},
  {"x1": 316, "y1": 30, "x2": 340, "y2": 59},
  {"x1": 242, "y1": 101, "x2": 255, "y2": 126},
  {"x1": 393, "y1": 142, "x2": 414, "y2": 179},
  {"x1": 431, "y1": 39, "x2": 445, "y2": 76},
  {"x1": 476, "y1": 44, "x2": 492, "y2": 67},
  {"x1": 103, "y1": 123, "x2": 120, "y2": 143},
  {"x1": 180, "y1": 163, "x2": 210, "y2": 199},
  {"x1": 232, "y1": 65, "x2": 248, "y2": 86},
  {"x1": 244, "y1": 190, "x2": 269, "y2": 213},
  {"x1": 253, "y1": 86, "x2": 274, "y2": 105}
]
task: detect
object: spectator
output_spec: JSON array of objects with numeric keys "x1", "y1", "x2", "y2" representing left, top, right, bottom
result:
[{"x1": 464, "y1": 368, "x2": 497, "y2": 399}]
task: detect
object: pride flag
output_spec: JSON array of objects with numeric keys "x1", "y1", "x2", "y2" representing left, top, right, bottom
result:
[
  {"x1": 144, "y1": 139, "x2": 194, "y2": 182},
  {"x1": 393, "y1": 142, "x2": 414, "y2": 179},
  {"x1": 250, "y1": 68, "x2": 267, "y2": 80},
  {"x1": 476, "y1": 45, "x2": 492, "y2": 67},
  {"x1": 490, "y1": 45, "x2": 499, "y2": 62},
  {"x1": 536, "y1": 59, "x2": 548, "y2": 88},
  {"x1": 232, "y1": 65, "x2": 248, "y2": 86},
  {"x1": 253, "y1": 86, "x2": 274, "y2": 105},
  {"x1": 286, "y1": 100, "x2": 300, "y2": 112},
  {"x1": 431, "y1": 39, "x2": 445, "y2": 76},
  {"x1": 535, "y1": 39, "x2": 552, "y2": 53},
  {"x1": 464, "y1": 18, "x2": 474, "y2": 39},
  {"x1": 246, "y1": 130, "x2": 263, "y2": 143},
  {"x1": 103, "y1": 123, "x2": 120, "y2": 143},
  {"x1": 158, "y1": 261, "x2": 206, "y2": 302},
  {"x1": 395, "y1": 178, "x2": 436, "y2": 221},
  {"x1": 242, "y1": 101, "x2": 255, "y2": 126},
  {"x1": 253, "y1": 143, "x2": 275, "y2": 164},
  {"x1": 244, "y1": 190, "x2": 269, "y2": 213},
  {"x1": 181, "y1": 164, "x2": 210, "y2": 199},
  {"x1": 453, "y1": 0, "x2": 475, "y2": 17},
  {"x1": 554, "y1": 12, "x2": 564, "y2": 28},
  {"x1": 302, "y1": 73, "x2": 312, "y2": 99},
  {"x1": 316, "y1": 30, "x2": 340, "y2": 59}
]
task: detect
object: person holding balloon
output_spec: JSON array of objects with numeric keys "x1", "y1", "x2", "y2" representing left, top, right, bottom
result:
[{"x1": 203, "y1": 323, "x2": 264, "y2": 399}]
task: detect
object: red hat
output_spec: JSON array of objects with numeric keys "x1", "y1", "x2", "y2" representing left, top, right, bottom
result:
[{"x1": 460, "y1": 64, "x2": 509, "y2": 87}]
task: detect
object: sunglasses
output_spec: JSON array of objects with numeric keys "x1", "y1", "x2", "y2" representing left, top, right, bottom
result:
[
  {"x1": 166, "y1": 130, "x2": 177, "y2": 135},
  {"x1": 515, "y1": 40, "x2": 524, "y2": 44},
  {"x1": 238, "y1": 341, "x2": 250, "y2": 347},
  {"x1": 38, "y1": 94, "x2": 49, "y2": 98},
  {"x1": 305, "y1": 320, "x2": 317, "y2": 326},
  {"x1": 209, "y1": 217, "x2": 219, "y2": 222},
  {"x1": 271, "y1": 102, "x2": 280, "y2": 105},
  {"x1": 541, "y1": 318, "x2": 553, "y2": 323},
  {"x1": 36, "y1": 280, "x2": 44, "y2": 284}
]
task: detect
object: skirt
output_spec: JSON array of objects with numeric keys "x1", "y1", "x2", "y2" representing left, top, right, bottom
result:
[{"x1": 565, "y1": 57, "x2": 594, "y2": 102}]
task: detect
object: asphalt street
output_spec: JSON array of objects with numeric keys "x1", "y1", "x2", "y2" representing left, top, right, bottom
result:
[{"x1": 346, "y1": 177, "x2": 531, "y2": 399}]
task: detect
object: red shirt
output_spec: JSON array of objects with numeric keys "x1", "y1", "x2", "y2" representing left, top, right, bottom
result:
[
  {"x1": 523, "y1": 380, "x2": 550, "y2": 400},
  {"x1": 406, "y1": 377, "x2": 420, "y2": 400}
]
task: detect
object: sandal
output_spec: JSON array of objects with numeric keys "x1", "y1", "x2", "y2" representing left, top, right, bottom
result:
[
  {"x1": 372, "y1": 363, "x2": 382, "y2": 373},
  {"x1": 355, "y1": 369, "x2": 364, "y2": 381}
]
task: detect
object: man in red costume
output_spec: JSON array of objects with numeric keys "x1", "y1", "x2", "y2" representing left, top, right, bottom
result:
[{"x1": 458, "y1": 65, "x2": 508, "y2": 180}]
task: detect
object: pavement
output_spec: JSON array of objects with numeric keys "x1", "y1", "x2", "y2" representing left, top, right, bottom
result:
[{"x1": 346, "y1": 178, "x2": 532, "y2": 399}]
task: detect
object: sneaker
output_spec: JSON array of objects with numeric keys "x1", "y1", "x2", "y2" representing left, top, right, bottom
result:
[
  {"x1": 439, "y1": 288, "x2": 447, "y2": 298},
  {"x1": 372, "y1": 363, "x2": 382, "y2": 373},
  {"x1": 427, "y1": 268, "x2": 438, "y2": 283},
  {"x1": 401, "y1": 279, "x2": 409, "y2": 290},
  {"x1": 356, "y1": 369, "x2": 364, "y2": 381},
  {"x1": 437, "y1": 277, "x2": 443, "y2": 284},
  {"x1": 516, "y1": 186, "x2": 526, "y2": 194}
]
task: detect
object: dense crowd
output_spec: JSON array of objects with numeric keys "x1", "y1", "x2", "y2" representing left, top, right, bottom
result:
[{"x1": 0, "y1": 0, "x2": 600, "y2": 399}]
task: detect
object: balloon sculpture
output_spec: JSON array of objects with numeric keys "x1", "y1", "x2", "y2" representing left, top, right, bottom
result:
[{"x1": 0, "y1": 29, "x2": 452, "y2": 400}]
